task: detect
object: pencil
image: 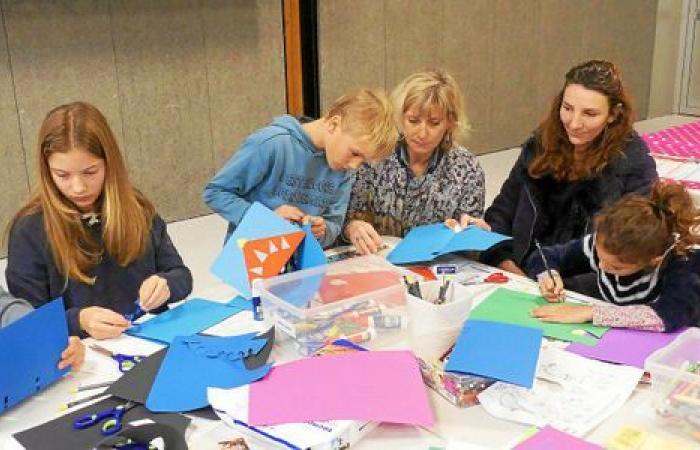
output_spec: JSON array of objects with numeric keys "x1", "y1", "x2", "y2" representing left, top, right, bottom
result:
[
  {"x1": 59, "y1": 392, "x2": 110, "y2": 411},
  {"x1": 535, "y1": 239, "x2": 562, "y2": 301}
]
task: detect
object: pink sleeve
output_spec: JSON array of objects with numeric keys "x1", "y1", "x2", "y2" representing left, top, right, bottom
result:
[{"x1": 592, "y1": 304, "x2": 666, "y2": 332}]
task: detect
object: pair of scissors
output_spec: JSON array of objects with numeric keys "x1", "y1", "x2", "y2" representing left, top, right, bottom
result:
[
  {"x1": 90, "y1": 344, "x2": 145, "y2": 373},
  {"x1": 123, "y1": 299, "x2": 143, "y2": 322},
  {"x1": 73, "y1": 401, "x2": 136, "y2": 436}
]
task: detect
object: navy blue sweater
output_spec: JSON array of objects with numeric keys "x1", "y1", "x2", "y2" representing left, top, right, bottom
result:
[
  {"x1": 6, "y1": 213, "x2": 193, "y2": 336},
  {"x1": 524, "y1": 236, "x2": 700, "y2": 332}
]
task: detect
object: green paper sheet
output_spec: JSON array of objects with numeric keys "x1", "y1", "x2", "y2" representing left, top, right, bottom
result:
[{"x1": 469, "y1": 288, "x2": 608, "y2": 346}]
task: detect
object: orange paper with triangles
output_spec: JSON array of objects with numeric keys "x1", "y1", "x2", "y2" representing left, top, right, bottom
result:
[{"x1": 241, "y1": 231, "x2": 305, "y2": 284}]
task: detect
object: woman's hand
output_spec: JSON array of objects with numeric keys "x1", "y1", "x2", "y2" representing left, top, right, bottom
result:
[
  {"x1": 459, "y1": 214, "x2": 491, "y2": 231},
  {"x1": 344, "y1": 220, "x2": 382, "y2": 255},
  {"x1": 79, "y1": 306, "x2": 129, "y2": 340},
  {"x1": 497, "y1": 259, "x2": 526, "y2": 276},
  {"x1": 139, "y1": 275, "x2": 171, "y2": 311},
  {"x1": 530, "y1": 304, "x2": 593, "y2": 323},
  {"x1": 58, "y1": 336, "x2": 85, "y2": 371}
]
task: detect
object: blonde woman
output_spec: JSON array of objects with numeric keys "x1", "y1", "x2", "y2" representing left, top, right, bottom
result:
[
  {"x1": 343, "y1": 70, "x2": 486, "y2": 254},
  {"x1": 6, "y1": 102, "x2": 192, "y2": 339}
]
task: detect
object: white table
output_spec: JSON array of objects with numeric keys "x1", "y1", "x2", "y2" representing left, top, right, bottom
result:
[{"x1": 1, "y1": 259, "x2": 696, "y2": 450}]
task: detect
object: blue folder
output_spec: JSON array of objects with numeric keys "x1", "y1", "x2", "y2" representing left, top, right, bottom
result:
[
  {"x1": 387, "y1": 223, "x2": 511, "y2": 265},
  {"x1": 0, "y1": 298, "x2": 69, "y2": 413}
]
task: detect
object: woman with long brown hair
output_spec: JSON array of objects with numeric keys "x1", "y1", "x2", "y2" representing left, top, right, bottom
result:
[
  {"x1": 480, "y1": 60, "x2": 657, "y2": 296},
  {"x1": 6, "y1": 102, "x2": 192, "y2": 339}
]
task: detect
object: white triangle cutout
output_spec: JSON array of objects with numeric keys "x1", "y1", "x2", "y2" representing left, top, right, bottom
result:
[
  {"x1": 268, "y1": 241, "x2": 278, "y2": 254},
  {"x1": 280, "y1": 236, "x2": 290, "y2": 250},
  {"x1": 254, "y1": 250, "x2": 268, "y2": 263},
  {"x1": 249, "y1": 266, "x2": 264, "y2": 276}
]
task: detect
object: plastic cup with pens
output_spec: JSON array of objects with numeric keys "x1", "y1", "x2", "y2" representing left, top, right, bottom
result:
[{"x1": 405, "y1": 277, "x2": 474, "y2": 362}]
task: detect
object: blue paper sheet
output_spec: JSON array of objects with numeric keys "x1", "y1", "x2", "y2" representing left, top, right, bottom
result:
[
  {"x1": 445, "y1": 320, "x2": 542, "y2": 388},
  {"x1": 146, "y1": 333, "x2": 271, "y2": 412},
  {"x1": 127, "y1": 298, "x2": 246, "y2": 344},
  {"x1": 387, "y1": 223, "x2": 511, "y2": 265},
  {"x1": 0, "y1": 298, "x2": 69, "y2": 413},
  {"x1": 293, "y1": 224, "x2": 327, "y2": 270},
  {"x1": 211, "y1": 202, "x2": 302, "y2": 297}
]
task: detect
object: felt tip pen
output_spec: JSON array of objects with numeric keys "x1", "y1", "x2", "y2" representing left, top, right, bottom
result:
[{"x1": 251, "y1": 279, "x2": 263, "y2": 321}]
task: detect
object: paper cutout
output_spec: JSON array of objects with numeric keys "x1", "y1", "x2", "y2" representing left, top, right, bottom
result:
[
  {"x1": 387, "y1": 223, "x2": 510, "y2": 265},
  {"x1": 211, "y1": 202, "x2": 305, "y2": 297},
  {"x1": 478, "y1": 345, "x2": 643, "y2": 436},
  {"x1": 0, "y1": 298, "x2": 69, "y2": 413},
  {"x1": 242, "y1": 231, "x2": 305, "y2": 283},
  {"x1": 468, "y1": 288, "x2": 608, "y2": 345},
  {"x1": 107, "y1": 328, "x2": 274, "y2": 404},
  {"x1": 13, "y1": 396, "x2": 190, "y2": 450},
  {"x1": 566, "y1": 327, "x2": 684, "y2": 369},
  {"x1": 445, "y1": 320, "x2": 542, "y2": 388},
  {"x1": 145, "y1": 333, "x2": 271, "y2": 412},
  {"x1": 248, "y1": 350, "x2": 433, "y2": 426},
  {"x1": 127, "y1": 298, "x2": 246, "y2": 344},
  {"x1": 514, "y1": 425, "x2": 603, "y2": 449},
  {"x1": 318, "y1": 270, "x2": 404, "y2": 304}
]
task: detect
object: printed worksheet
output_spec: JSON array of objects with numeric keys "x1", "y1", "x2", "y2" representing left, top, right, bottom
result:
[{"x1": 478, "y1": 345, "x2": 643, "y2": 436}]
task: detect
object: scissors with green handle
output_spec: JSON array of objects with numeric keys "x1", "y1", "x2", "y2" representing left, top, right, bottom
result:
[
  {"x1": 73, "y1": 401, "x2": 136, "y2": 436},
  {"x1": 90, "y1": 343, "x2": 145, "y2": 373}
]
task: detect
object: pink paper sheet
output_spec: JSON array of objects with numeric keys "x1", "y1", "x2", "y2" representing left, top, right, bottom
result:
[
  {"x1": 514, "y1": 426, "x2": 603, "y2": 450},
  {"x1": 248, "y1": 350, "x2": 434, "y2": 426},
  {"x1": 566, "y1": 328, "x2": 684, "y2": 369}
]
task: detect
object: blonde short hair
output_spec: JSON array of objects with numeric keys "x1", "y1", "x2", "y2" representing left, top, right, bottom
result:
[
  {"x1": 325, "y1": 88, "x2": 398, "y2": 161},
  {"x1": 391, "y1": 69, "x2": 470, "y2": 151}
]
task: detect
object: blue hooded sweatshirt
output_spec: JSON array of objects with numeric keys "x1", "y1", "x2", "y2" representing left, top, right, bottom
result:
[{"x1": 203, "y1": 115, "x2": 354, "y2": 247}]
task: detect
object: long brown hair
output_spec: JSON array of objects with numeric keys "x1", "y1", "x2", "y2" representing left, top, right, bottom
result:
[
  {"x1": 529, "y1": 60, "x2": 635, "y2": 181},
  {"x1": 9, "y1": 102, "x2": 155, "y2": 284},
  {"x1": 595, "y1": 181, "x2": 700, "y2": 265}
]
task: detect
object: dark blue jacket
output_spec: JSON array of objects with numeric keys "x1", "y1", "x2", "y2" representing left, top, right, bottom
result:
[
  {"x1": 481, "y1": 131, "x2": 657, "y2": 267},
  {"x1": 524, "y1": 237, "x2": 700, "y2": 332},
  {"x1": 6, "y1": 213, "x2": 193, "y2": 336}
]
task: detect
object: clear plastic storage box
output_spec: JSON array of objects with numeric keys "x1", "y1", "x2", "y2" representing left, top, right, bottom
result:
[
  {"x1": 258, "y1": 255, "x2": 408, "y2": 355},
  {"x1": 644, "y1": 328, "x2": 700, "y2": 440}
]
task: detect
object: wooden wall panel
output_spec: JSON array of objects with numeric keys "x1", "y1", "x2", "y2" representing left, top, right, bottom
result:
[
  {"x1": 0, "y1": 11, "x2": 27, "y2": 256},
  {"x1": 201, "y1": 0, "x2": 286, "y2": 170},
  {"x1": 442, "y1": 0, "x2": 494, "y2": 153},
  {"x1": 2, "y1": 0, "x2": 122, "y2": 185},
  {"x1": 319, "y1": 0, "x2": 659, "y2": 154},
  {"x1": 318, "y1": 0, "x2": 385, "y2": 110},
  {"x1": 384, "y1": 0, "x2": 443, "y2": 89},
  {"x1": 110, "y1": 0, "x2": 214, "y2": 220}
]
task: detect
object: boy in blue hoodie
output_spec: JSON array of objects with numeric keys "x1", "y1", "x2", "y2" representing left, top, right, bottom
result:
[{"x1": 203, "y1": 89, "x2": 398, "y2": 247}]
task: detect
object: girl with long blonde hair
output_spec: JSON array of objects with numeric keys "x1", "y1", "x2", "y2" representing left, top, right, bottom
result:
[{"x1": 6, "y1": 102, "x2": 192, "y2": 339}]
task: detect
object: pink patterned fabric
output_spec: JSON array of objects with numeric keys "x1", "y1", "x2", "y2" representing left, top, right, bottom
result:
[
  {"x1": 592, "y1": 304, "x2": 665, "y2": 332},
  {"x1": 642, "y1": 120, "x2": 700, "y2": 159}
]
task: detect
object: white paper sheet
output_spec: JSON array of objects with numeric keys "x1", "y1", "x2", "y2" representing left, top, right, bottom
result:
[{"x1": 477, "y1": 344, "x2": 643, "y2": 436}]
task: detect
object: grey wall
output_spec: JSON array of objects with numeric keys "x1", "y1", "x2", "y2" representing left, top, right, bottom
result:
[
  {"x1": 0, "y1": 0, "x2": 286, "y2": 255},
  {"x1": 319, "y1": 0, "x2": 659, "y2": 154}
]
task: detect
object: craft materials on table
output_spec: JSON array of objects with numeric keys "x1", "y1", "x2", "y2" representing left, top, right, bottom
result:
[
  {"x1": 259, "y1": 255, "x2": 408, "y2": 355},
  {"x1": 387, "y1": 222, "x2": 510, "y2": 265},
  {"x1": 607, "y1": 424, "x2": 698, "y2": 450},
  {"x1": 0, "y1": 298, "x2": 69, "y2": 414},
  {"x1": 513, "y1": 425, "x2": 603, "y2": 449},
  {"x1": 246, "y1": 350, "x2": 434, "y2": 426},
  {"x1": 90, "y1": 343, "x2": 145, "y2": 372},
  {"x1": 477, "y1": 344, "x2": 643, "y2": 436},
  {"x1": 566, "y1": 327, "x2": 685, "y2": 369},
  {"x1": 73, "y1": 400, "x2": 137, "y2": 436},
  {"x1": 445, "y1": 320, "x2": 543, "y2": 388},
  {"x1": 145, "y1": 332, "x2": 272, "y2": 412},
  {"x1": 643, "y1": 120, "x2": 700, "y2": 189},
  {"x1": 127, "y1": 298, "x2": 247, "y2": 344},
  {"x1": 468, "y1": 287, "x2": 608, "y2": 345},
  {"x1": 211, "y1": 202, "x2": 326, "y2": 297}
]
